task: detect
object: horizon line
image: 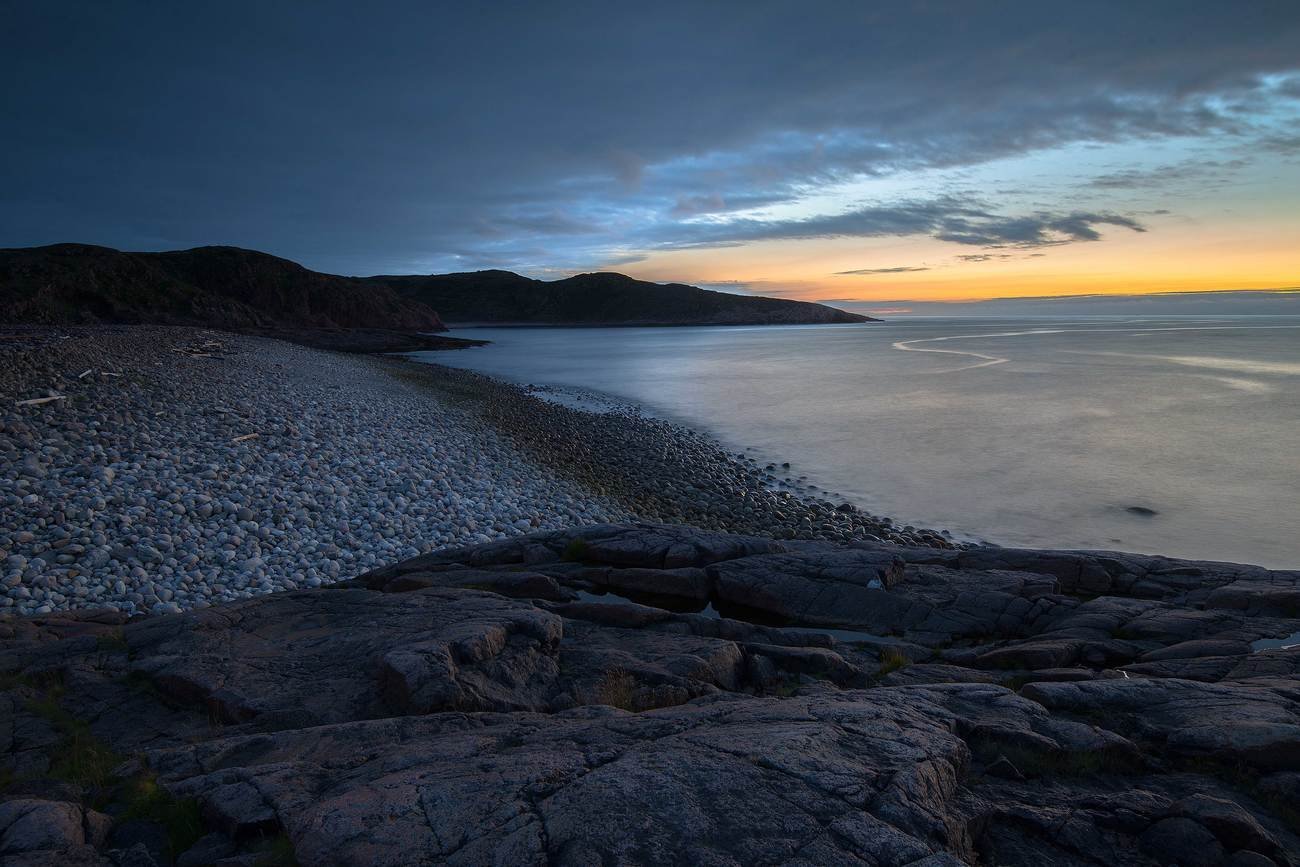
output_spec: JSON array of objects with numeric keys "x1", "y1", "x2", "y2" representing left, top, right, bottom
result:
[{"x1": 816, "y1": 286, "x2": 1300, "y2": 307}]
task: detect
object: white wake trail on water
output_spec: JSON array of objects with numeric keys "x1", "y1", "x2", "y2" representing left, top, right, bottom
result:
[{"x1": 890, "y1": 329, "x2": 1066, "y2": 372}]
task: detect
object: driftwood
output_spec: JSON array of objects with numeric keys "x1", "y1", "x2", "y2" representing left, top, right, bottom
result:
[
  {"x1": 16, "y1": 395, "x2": 66, "y2": 406},
  {"x1": 230, "y1": 433, "x2": 260, "y2": 443}
]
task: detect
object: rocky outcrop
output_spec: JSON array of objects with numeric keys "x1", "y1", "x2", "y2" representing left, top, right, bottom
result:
[
  {"x1": 369, "y1": 269, "x2": 875, "y2": 326},
  {"x1": 2, "y1": 523, "x2": 1297, "y2": 865}
]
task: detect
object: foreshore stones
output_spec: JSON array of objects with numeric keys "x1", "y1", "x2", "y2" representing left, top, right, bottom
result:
[
  {"x1": 0, "y1": 326, "x2": 632, "y2": 616},
  {"x1": 1, "y1": 325, "x2": 957, "y2": 616}
]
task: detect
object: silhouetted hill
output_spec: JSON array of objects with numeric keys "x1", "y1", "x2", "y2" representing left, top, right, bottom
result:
[
  {"x1": 0, "y1": 246, "x2": 872, "y2": 342},
  {"x1": 0, "y1": 244, "x2": 446, "y2": 333},
  {"x1": 369, "y1": 269, "x2": 874, "y2": 325}
]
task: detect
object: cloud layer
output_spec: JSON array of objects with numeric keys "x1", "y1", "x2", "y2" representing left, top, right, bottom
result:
[
  {"x1": 2, "y1": 1, "x2": 1298, "y2": 276},
  {"x1": 684, "y1": 200, "x2": 1146, "y2": 250}
]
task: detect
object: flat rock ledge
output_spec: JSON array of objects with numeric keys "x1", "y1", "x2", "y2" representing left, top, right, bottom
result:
[{"x1": 2, "y1": 523, "x2": 1298, "y2": 866}]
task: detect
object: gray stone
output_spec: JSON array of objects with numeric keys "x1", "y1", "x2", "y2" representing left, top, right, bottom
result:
[{"x1": 0, "y1": 799, "x2": 85, "y2": 854}]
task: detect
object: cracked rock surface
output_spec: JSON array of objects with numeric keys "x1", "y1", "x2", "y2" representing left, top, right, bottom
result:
[{"x1": 2, "y1": 523, "x2": 1298, "y2": 865}]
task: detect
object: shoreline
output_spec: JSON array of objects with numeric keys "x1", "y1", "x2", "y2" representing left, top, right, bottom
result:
[
  {"x1": 5, "y1": 326, "x2": 1300, "y2": 864},
  {"x1": 425, "y1": 361, "x2": 993, "y2": 549},
  {"x1": 430, "y1": 319, "x2": 1300, "y2": 570},
  {"x1": 0, "y1": 325, "x2": 952, "y2": 617},
  {"x1": 439, "y1": 320, "x2": 879, "y2": 328},
  {"x1": 6, "y1": 324, "x2": 1292, "y2": 620},
  {"x1": 383, "y1": 360, "x2": 958, "y2": 550}
]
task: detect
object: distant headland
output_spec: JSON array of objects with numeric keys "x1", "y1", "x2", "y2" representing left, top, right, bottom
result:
[{"x1": 0, "y1": 244, "x2": 873, "y2": 353}]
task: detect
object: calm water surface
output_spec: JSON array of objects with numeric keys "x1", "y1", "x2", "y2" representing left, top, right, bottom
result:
[{"x1": 415, "y1": 317, "x2": 1300, "y2": 568}]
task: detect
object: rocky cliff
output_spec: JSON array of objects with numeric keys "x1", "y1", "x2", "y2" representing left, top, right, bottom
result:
[
  {"x1": 2, "y1": 523, "x2": 1297, "y2": 865},
  {"x1": 370, "y1": 269, "x2": 874, "y2": 326}
]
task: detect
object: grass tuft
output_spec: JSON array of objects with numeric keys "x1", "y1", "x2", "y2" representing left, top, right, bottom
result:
[
  {"x1": 562, "y1": 538, "x2": 590, "y2": 562},
  {"x1": 770, "y1": 679, "x2": 800, "y2": 698},
  {"x1": 877, "y1": 647, "x2": 911, "y2": 676},
  {"x1": 96, "y1": 629, "x2": 131, "y2": 656},
  {"x1": 253, "y1": 832, "x2": 301, "y2": 866},
  {"x1": 594, "y1": 668, "x2": 638, "y2": 710},
  {"x1": 24, "y1": 685, "x2": 123, "y2": 790},
  {"x1": 10, "y1": 681, "x2": 212, "y2": 857},
  {"x1": 119, "y1": 774, "x2": 205, "y2": 858}
]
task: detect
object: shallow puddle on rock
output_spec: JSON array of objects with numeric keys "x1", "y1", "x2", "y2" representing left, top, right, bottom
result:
[
  {"x1": 1251, "y1": 631, "x2": 1300, "y2": 652},
  {"x1": 573, "y1": 589, "x2": 898, "y2": 645}
]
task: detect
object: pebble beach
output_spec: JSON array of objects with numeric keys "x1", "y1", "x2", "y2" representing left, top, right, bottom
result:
[{"x1": 0, "y1": 325, "x2": 952, "y2": 616}]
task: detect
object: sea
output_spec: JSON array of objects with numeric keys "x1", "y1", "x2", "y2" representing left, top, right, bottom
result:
[{"x1": 413, "y1": 316, "x2": 1300, "y2": 569}]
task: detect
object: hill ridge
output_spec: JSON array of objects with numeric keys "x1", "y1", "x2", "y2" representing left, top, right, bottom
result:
[
  {"x1": 0, "y1": 243, "x2": 445, "y2": 333},
  {"x1": 367, "y1": 267, "x2": 874, "y2": 326},
  {"x1": 0, "y1": 244, "x2": 874, "y2": 330}
]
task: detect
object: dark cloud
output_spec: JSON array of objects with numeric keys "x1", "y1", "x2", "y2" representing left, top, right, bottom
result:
[
  {"x1": 1087, "y1": 158, "x2": 1248, "y2": 189},
  {"x1": 933, "y1": 212, "x2": 1146, "y2": 247},
  {"x1": 670, "y1": 193, "x2": 788, "y2": 218},
  {"x1": 475, "y1": 212, "x2": 598, "y2": 237},
  {"x1": 1259, "y1": 133, "x2": 1300, "y2": 154},
  {"x1": 597, "y1": 253, "x2": 649, "y2": 267},
  {"x1": 834, "y1": 266, "x2": 930, "y2": 275},
  {"x1": 676, "y1": 199, "x2": 1145, "y2": 249},
  {"x1": 1, "y1": 1, "x2": 1298, "y2": 273},
  {"x1": 956, "y1": 252, "x2": 1050, "y2": 263}
]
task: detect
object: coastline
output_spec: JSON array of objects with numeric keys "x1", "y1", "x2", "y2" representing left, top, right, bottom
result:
[
  {"x1": 4, "y1": 325, "x2": 1300, "y2": 864},
  {"x1": 427, "y1": 319, "x2": 1300, "y2": 569},
  {"x1": 0, "y1": 325, "x2": 951, "y2": 617},
  {"x1": 437, "y1": 320, "x2": 879, "y2": 328},
  {"x1": 419, "y1": 355, "x2": 994, "y2": 551}
]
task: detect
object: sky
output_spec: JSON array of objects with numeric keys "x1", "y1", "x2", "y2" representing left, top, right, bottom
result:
[{"x1": 3, "y1": 1, "x2": 1299, "y2": 307}]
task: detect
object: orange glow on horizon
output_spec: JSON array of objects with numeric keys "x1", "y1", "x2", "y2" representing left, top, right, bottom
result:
[{"x1": 616, "y1": 216, "x2": 1300, "y2": 304}]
